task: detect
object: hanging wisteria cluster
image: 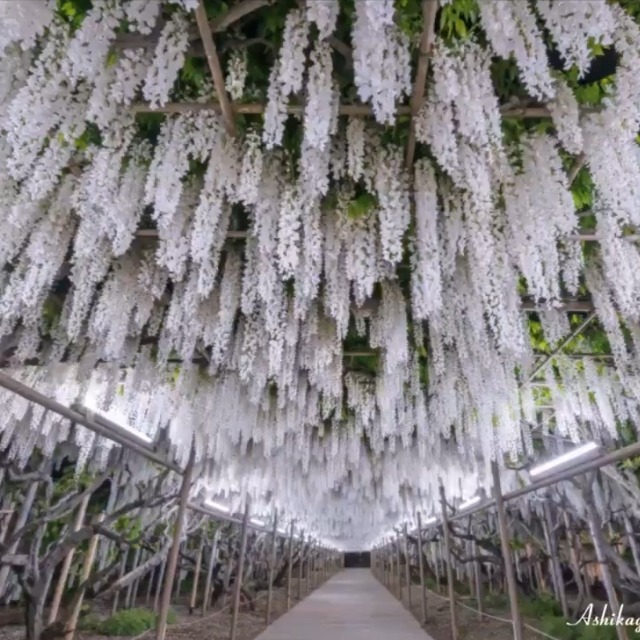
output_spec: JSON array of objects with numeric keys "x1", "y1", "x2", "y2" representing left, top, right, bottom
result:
[{"x1": 1, "y1": 0, "x2": 640, "y2": 544}]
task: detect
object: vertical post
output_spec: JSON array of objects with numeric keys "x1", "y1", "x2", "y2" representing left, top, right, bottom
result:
[
  {"x1": 0, "y1": 502, "x2": 14, "y2": 544},
  {"x1": 266, "y1": 514, "x2": 278, "y2": 625},
  {"x1": 439, "y1": 483, "x2": 459, "y2": 640},
  {"x1": 155, "y1": 447, "x2": 195, "y2": 640},
  {"x1": 297, "y1": 532, "x2": 304, "y2": 601},
  {"x1": 146, "y1": 562, "x2": 155, "y2": 606},
  {"x1": 623, "y1": 514, "x2": 640, "y2": 577},
  {"x1": 395, "y1": 534, "x2": 403, "y2": 601},
  {"x1": 286, "y1": 521, "x2": 294, "y2": 611},
  {"x1": 585, "y1": 501, "x2": 628, "y2": 640},
  {"x1": 403, "y1": 524, "x2": 412, "y2": 608},
  {"x1": 472, "y1": 539, "x2": 484, "y2": 620},
  {"x1": 563, "y1": 512, "x2": 587, "y2": 600},
  {"x1": 466, "y1": 541, "x2": 474, "y2": 597},
  {"x1": 131, "y1": 551, "x2": 145, "y2": 607},
  {"x1": 153, "y1": 558, "x2": 166, "y2": 613},
  {"x1": 542, "y1": 502, "x2": 568, "y2": 618},
  {"x1": 304, "y1": 543, "x2": 311, "y2": 595},
  {"x1": 173, "y1": 542, "x2": 185, "y2": 601},
  {"x1": 389, "y1": 538, "x2": 395, "y2": 595},
  {"x1": 322, "y1": 549, "x2": 327, "y2": 583},
  {"x1": 201, "y1": 529, "x2": 220, "y2": 615},
  {"x1": 64, "y1": 514, "x2": 104, "y2": 640},
  {"x1": 113, "y1": 550, "x2": 129, "y2": 615},
  {"x1": 48, "y1": 493, "x2": 91, "y2": 624},
  {"x1": 125, "y1": 547, "x2": 142, "y2": 608},
  {"x1": 230, "y1": 499, "x2": 250, "y2": 640},
  {"x1": 491, "y1": 460, "x2": 523, "y2": 640},
  {"x1": 189, "y1": 536, "x2": 204, "y2": 614},
  {"x1": 435, "y1": 541, "x2": 442, "y2": 593},
  {"x1": 0, "y1": 476, "x2": 42, "y2": 599},
  {"x1": 416, "y1": 513, "x2": 427, "y2": 625}
]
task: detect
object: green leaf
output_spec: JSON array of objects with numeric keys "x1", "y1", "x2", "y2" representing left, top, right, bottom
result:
[
  {"x1": 60, "y1": 0, "x2": 77, "y2": 18},
  {"x1": 347, "y1": 193, "x2": 377, "y2": 219},
  {"x1": 106, "y1": 49, "x2": 119, "y2": 68}
]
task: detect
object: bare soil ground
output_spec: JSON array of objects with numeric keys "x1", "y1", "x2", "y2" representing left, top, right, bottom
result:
[
  {"x1": 385, "y1": 575, "x2": 545, "y2": 640},
  {"x1": 0, "y1": 576, "x2": 322, "y2": 640}
]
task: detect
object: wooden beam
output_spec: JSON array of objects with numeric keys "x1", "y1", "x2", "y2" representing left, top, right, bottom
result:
[
  {"x1": 405, "y1": 0, "x2": 438, "y2": 167},
  {"x1": 214, "y1": 0, "x2": 273, "y2": 31},
  {"x1": 491, "y1": 460, "x2": 523, "y2": 640},
  {"x1": 418, "y1": 512, "x2": 427, "y2": 625},
  {"x1": 188, "y1": 537, "x2": 204, "y2": 614},
  {"x1": 229, "y1": 499, "x2": 250, "y2": 640},
  {"x1": 195, "y1": 1, "x2": 236, "y2": 136},
  {"x1": 131, "y1": 100, "x2": 555, "y2": 118},
  {"x1": 134, "y1": 227, "x2": 610, "y2": 249},
  {"x1": 155, "y1": 446, "x2": 194, "y2": 640},
  {"x1": 297, "y1": 531, "x2": 304, "y2": 600},
  {"x1": 403, "y1": 524, "x2": 412, "y2": 607},
  {"x1": 48, "y1": 494, "x2": 91, "y2": 624},
  {"x1": 527, "y1": 312, "x2": 597, "y2": 382},
  {"x1": 201, "y1": 529, "x2": 220, "y2": 615},
  {"x1": 395, "y1": 533, "x2": 403, "y2": 601},
  {"x1": 266, "y1": 513, "x2": 278, "y2": 625},
  {"x1": 568, "y1": 153, "x2": 586, "y2": 185},
  {"x1": 64, "y1": 513, "x2": 104, "y2": 640},
  {"x1": 439, "y1": 483, "x2": 459, "y2": 640},
  {"x1": 286, "y1": 520, "x2": 294, "y2": 611},
  {"x1": 113, "y1": 0, "x2": 273, "y2": 50}
]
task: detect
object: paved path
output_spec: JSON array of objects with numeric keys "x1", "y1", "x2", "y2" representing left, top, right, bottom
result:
[{"x1": 254, "y1": 569, "x2": 436, "y2": 640}]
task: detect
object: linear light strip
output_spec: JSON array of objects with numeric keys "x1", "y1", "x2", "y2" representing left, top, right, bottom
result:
[{"x1": 529, "y1": 442, "x2": 599, "y2": 477}]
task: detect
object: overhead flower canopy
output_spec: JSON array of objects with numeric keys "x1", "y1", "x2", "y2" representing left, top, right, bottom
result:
[{"x1": 1, "y1": 0, "x2": 640, "y2": 547}]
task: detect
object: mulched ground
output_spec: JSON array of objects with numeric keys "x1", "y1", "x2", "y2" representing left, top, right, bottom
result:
[{"x1": 0, "y1": 576, "x2": 320, "y2": 640}]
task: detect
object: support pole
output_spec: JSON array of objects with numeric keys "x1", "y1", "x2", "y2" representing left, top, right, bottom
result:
[
  {"x1": 64, "y1": 514, "x2": 104, "y2": 640},
  {"x1": 155, "y1": 447, "x2": 195, "y2": 640},
  {"x1": 542, "y1": 502, "x2": 568, "y2": 618},
  {"x1": 125, "y1": 547, "x2": 142, "y2": 608},
  {"x1": 131, "y1": 550, "x2": 145, "y2": 607},
  {"x1": 435, "y1": 541, "x2": 442, "y2": 593},
  {"x1": 297, "y1": 532, "x2": 304, "y2": 601},
  {"x1": 153, "y1": 558, "x2": 166, "y2": 613},
  {"x1": 466, "y1": 540, "x2": 474, "y2": 597},
  {"x1": 230, "y1": 499, "x2": 250, "y2": 640},
  {"x1": 266, "y1": 514, "x2": 278, "y2": 625},
  {"x1": 472, "y1": 540, "x2": 484, "y2": 621},
  {"x1": 491, "y1": 460, "x2": 523, "y2": 640},
  {"x1": 389, "y1": 538, "x2": 396, "y2": 595},
  {"x1": 48, "y1": 493, "x2": 91, "y2": 624},
  {"x1": 416, "y1": 513, "x2": 427, "y2": 625},
  {"x1": 396, "y1": 533, "x2": 403, "y2": 602},
  {"x1": 404, "y1": 524, "x2": 412, "y2": 608},
  {"x1": 584, "y1": 486, "x2": 628, "y2": 640},
  {"x1": 189, "y1": 536, "x2": 204, "y2": 614},
  {"x1": 304, "y1": 543, "x2": 310, "y2": 595},
  {"x1": 623, "y1": 514, "x2": 640, "y2": 577},
  {"x1": 286, "y1": 520, "x2": 294, "y2": 611},
  {"x1": 113, "y1": 550, "x2": 129, "y2": 615},
  {"x1": 145, "y1": 561, "x2": 155, "y2": 606},
  {"x1": 201, "y1": 529, "x2": 220, "y2": 615},
  {"x1": 439, "y1": 483, "x2": 459, "y2": 640}
]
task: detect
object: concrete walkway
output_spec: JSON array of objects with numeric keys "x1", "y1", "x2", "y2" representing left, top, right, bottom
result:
[{"x1": 254, "y1": 569, "x2": 436, "y2": 640}]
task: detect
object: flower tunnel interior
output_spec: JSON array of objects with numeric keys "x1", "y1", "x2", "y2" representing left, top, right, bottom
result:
[{"x1": 2, "y1": 1, "x2": 640, "y2": 640}]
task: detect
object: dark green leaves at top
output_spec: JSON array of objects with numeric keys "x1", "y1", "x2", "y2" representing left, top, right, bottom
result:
[
  {"x1": 202, "y1": 0, "x2": 229, "y2": 21},
  {"x1": 57, "y1": 0, "x2": 92, "y2": 31},
  {"x1": 438, "y1": 0, "x2": 479, "y2": 44}
]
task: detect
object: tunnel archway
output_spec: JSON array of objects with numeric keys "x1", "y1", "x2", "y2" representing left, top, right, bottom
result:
[{"x1": 344, "y1": 552, "x2": 371, "y2": 568}]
